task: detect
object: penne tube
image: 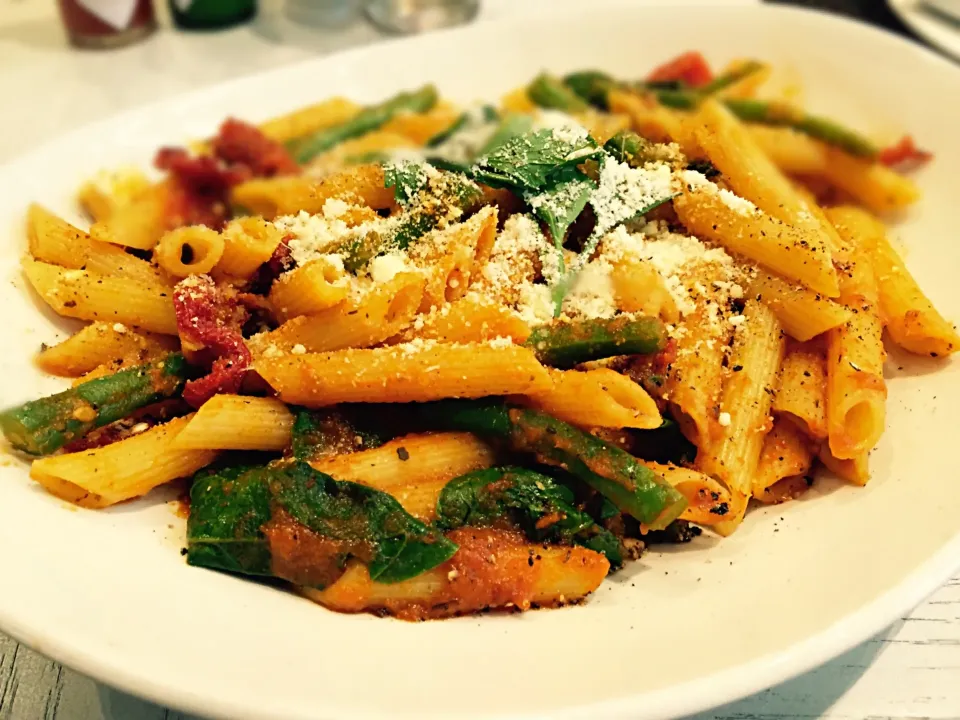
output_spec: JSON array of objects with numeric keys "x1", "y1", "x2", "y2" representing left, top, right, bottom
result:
[
  {"x1": 824, "y1": 207, "x2": 887, "y2": 460},
  {"x1": 395, "y1": 296, "x2": 531, "y2": 345},
  {"x1": 77, "y1": 167, "x2": 152, "y2": 222},
  {"x1": 252, "y1": 272, "x2": 424, "y2": 354},
  {"x1": 747, "y1": 124, "x2": 830, "y2": 175},
  {"x1": 830, "y1": 206, "x2": 959, "y2": 357},
  {"x1": 303, "y1": 527, "x2": 609, "y2": 619},
  {"x1": 773, "y1": 340, "x2": 828, "y2": 440},
  {"x1": 36, "y1": 322, "x2": 178, "y2": 378},
  {"x1": 30, "y1": 416, "x2": 217, "y2": 508},
  {"x1": 23, "y1": 260, "x2": 178, "y2": 335},
  {"x1": 216, "y1": 216, "x2": 283, "y2": 279},
  {"x1": 174, "y1": 395, "x2": 295, "y2": 451},
  {"x1": 258, "y1": 97, "x2": 361, "y2": 145},
  {"x1": 748, "y1": 271, "x2": 852, "y2": 342},
  {"x1": 822, "y1": 146, "x2": 920, "y2": 214},
  {"x1": 231, "y1": 164, "x2": 398, "y2": 219},
  {"x1": 153, "y1": 226, "x2": 225, "y2": 277},
  {"x1": 254, "y1": 342, "x2": 553, "y2": 406},
  {"x1": 310, "y1": 433, "x2": 496, "y2": 521},
  {"x1": 89, "y1": 182, "x2": 170, "y2": 251},
  {"x1": 751, "y1": 418, "x2": 814, "y2": 498},
  {"x1": 661, "y1": 300, "x2": 733, "y2": 446},
  {"x1": 643, "y1": 462, "x2": 732, "y2": 526},
  {"x1": 697, "y1": 299, "x2": 785, "y2": 534},
  {"x1": 610, "y1": 257, "x2": 679, "y2": 323},
  {"x1": 269, "y1": 257, "x2": 349, "y2": 321},
  {"x1": 522, "y1": 368, "x2": 661, "y2": 430},
  {"x1": 691, "y1": 99, "x2": 843, "y2": 262},
  {"x1": 674, "y1": 183, "x2": 839, "y2": 297},
  {"x1": 380, "y1": 103, "x2": 461, "y2": 144},
  {"x1": 408, "y1": 206, "x2": 498, "y2": 312},
  {"x1": 818, "y1": 443, "x2": 869, "y2": 486},
  {"x1": 27, "y1": 204, "x2": 170, "y2": 287}
]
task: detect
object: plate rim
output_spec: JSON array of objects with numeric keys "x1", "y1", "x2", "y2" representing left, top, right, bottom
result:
[{"x1": 2, "y1": 4, "x2": 960, "y2": 719}]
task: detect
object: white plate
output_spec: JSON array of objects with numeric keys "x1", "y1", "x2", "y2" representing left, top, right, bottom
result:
[
  {"x1": 890, "y1": 0, "x2": 960, "y2": 61},
  {"x1": 1, "y1": 4, "x2": 959, "y2": 719}
]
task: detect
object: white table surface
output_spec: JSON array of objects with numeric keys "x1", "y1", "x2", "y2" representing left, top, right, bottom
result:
[{"x1": 1, "y1": 1, "x2": 959, "y2": 718}]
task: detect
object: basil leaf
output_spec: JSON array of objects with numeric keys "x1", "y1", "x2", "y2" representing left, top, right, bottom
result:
[
  {"x1": 383, "y1": 160, "x2": 429, "y2": 205},
  {"x1": 524, "y1": 167, "x2": 595, "y2": 255},
  {"x1": 471, "y1": 128, "x2": 601, "y2": 192}
]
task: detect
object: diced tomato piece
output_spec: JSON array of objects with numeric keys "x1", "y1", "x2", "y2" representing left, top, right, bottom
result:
[
  {"x1": 878, "y1": 135, "x2": 933, "y2": 172},
  {"x1": 647, "y1": 51, "x2": 714, "y2": 88}
]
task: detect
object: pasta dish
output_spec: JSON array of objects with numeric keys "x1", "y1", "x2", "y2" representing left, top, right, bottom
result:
[{"x1": 1, "y1": 52, "x2": 952, "y2": 620}]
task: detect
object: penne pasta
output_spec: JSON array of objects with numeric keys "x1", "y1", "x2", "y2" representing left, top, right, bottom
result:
[
  {"x1": 36, "y1": 322, "x2": 178, "y2": 378},
  {"x1": 258, "y1": 97, "x2": 361, "y2": 144},
  {"x1": 255, "y1": 343, "x2": 553, "y2": 406},
  {"x1": 174, "y1": 395, "x2": 295, "y2": 451},
  {"x1": 644, "y1": 462, "x2": 732, "y2": 526},
  {"x1": 252, "y1": 272, "x2": 424, "y2": 354},
  {"x1": 89, "y1": 182, "x2": 170, "y2": 251},
  {"x1": 153, "y1": 225, "x2": 225, "y2": 277},
  {"x1": 304, "y1": 527, "x2": 609, "y2": 619},
  {"x1": 231, "y1": 164, "x2": 398, "y2": 219},
  {"x1": 661, "y1": 300, "x2": 733, "y2": 446},
  {"x1": 747, "y1": 271, "x2": 852, "y2": 341},
  {"x1": 674, "y1": 182, "x2": 839, "y2": 297},
  {"x1": 395, "y1": 295, "x2": 531, "y2": 345},
  {"x1": 311, "y1": 433, "x2": 495, "y2": 521},
  {"x1": 408, "y1": 206, "x2": 498, "y2": 312},
  {"x1": 269, "y1": 257, "x2": 349, "y2": 321},
  {"x1": 697, "y1": 299, "x2": 785, "y2": 534},
  {"x1": 216, "y1": 216, "x2": 284, "y2": 279},
  {"x1": 30, "y1": 416, "x2": 216, "y2": 508},
  {"x1": 77, "y1": 167, "x2": 152, "y2": 222},
  {"x1": 691, "y1": 99, "x2": 843, "y2": 260},
  {"x1": 27, "y1": 204, "x2": 170, "y2": 287},
  {"x1": 830, "y1": 206, "x2": 959, "y2": 357},
  {"x1": 752, "y1": 418, "x2": 814, "y2": 499},
  {"x1": 23, "y1": 260, "x2": 178, "y2": 335},
  {"x1": 818, "y1": 443, "x2": 869, "y2": 486},
  {"x1": 773, "y1": 340, "x2": 828, "y2": 440},
  {"x1": 522, "y1": 368, "x2": 661, "y2": 430},
  {"x1": 824, "y1": 207, "x2": 887, "y2": 460}
]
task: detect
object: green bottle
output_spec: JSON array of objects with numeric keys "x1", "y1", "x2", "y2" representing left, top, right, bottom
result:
[{"x1": 169, "y1": 0, "x2": 257, "y2": 29}]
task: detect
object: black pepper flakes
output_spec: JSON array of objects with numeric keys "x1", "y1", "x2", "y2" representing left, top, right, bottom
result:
[{"x1": 396, "y1": 447, "x2": 410, "y2": 461}]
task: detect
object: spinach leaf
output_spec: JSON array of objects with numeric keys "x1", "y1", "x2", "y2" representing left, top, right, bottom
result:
[
  {"x1": 291, "y1": 408, "x2": 387, "y2": 462},
  {"x1": 436, "y1": 467, "x2": 622, "y2": 568},
  {"x1": 471, "y1": 128, "x2": 600, "y2": 192},
  {"x1": 383, "y1": 160, "x2": 429, "y2": 205},
  {"x1": 271, "y1": 462, "x2": 458, "y2": 583},
  {"x1": 187, "y1": 461, "x2": 458, "y2": 586},
  {"x1": 187, "y1": 464, "x2": 275, "y2": 577}
]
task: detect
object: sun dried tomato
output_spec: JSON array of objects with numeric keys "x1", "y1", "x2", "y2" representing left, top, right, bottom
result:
[
  {"x1": 173, "y1": 275, "x2": 252, "y2": 408},
  {"x1": 211, "y1": 118, "x2": 299, "y2": 178}
]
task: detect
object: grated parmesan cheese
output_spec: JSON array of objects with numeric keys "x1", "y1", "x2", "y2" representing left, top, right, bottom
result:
[{"x1": 591, "y1": 160, "x2": 674, "y2": 235}]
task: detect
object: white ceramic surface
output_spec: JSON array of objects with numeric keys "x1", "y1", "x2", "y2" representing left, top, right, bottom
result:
[
  {"x1": 890, "y1": 0, "x2": 960, "y2": 61},
  {"x1": 1, "y1": 5, "x2": 959, "y2": 720}
]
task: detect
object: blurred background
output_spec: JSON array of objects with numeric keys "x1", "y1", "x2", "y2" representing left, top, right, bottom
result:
[
  {"x1": 1, "y1": 0, "x2": 959, "y2": 719},
  {"x1": 0, "y1": 0, "x2": 933, "y2": 161}
]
